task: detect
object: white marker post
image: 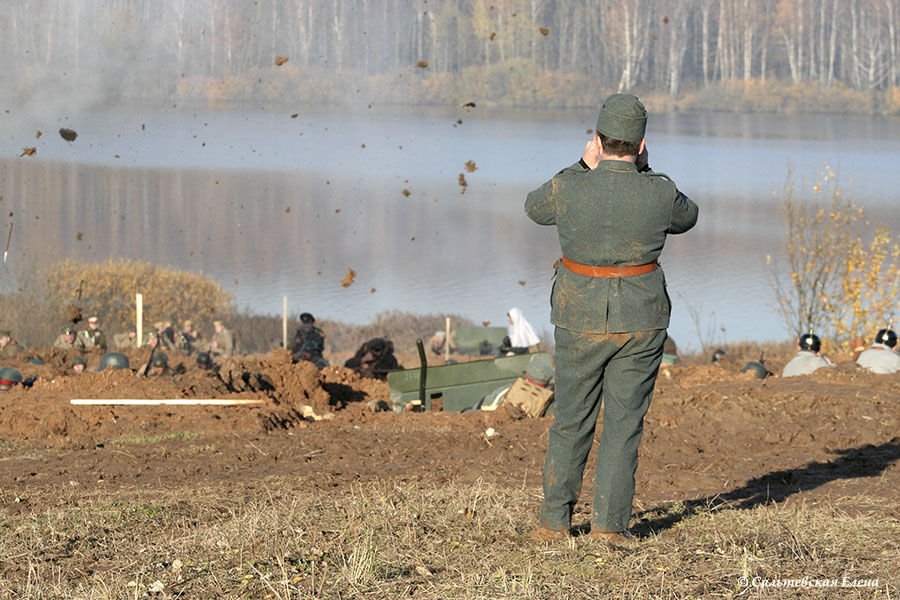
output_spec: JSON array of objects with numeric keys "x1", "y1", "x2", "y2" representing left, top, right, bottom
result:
[
  {"x1": 71, "y1": 399, "x2": 265, "y2": 406},
  {"x1": 444, "y1": 316, "x2": 451, "y2": 363},
  {"x1": 283, "y1": 296, "x2": 288, "y2": 350},
  {"x1": 136, "y1": 293, "x2": 143, "y2": 347}
]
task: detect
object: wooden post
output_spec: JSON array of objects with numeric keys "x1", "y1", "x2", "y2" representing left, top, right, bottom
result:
[
  {"x1": 444, "y1": 316, "x2": 451, "y2": 363},
  {"x1": 136, "y1": 293, "x2": 143, "y2": 347},
  {"x1": 282, "y1": 296, "x2": 288, "y2": 350}
]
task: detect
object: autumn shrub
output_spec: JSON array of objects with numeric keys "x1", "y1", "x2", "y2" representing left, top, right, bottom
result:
[
  {"x1": 769, "y1": 169, "x2": 900, "y2": 350},
  {"x1": 42, "y1": 259, "x2": 232, "y2": 338}
]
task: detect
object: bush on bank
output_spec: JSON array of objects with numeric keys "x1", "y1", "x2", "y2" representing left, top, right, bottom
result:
[{"x1": 1, "y1": 258, "x2": 474, "y2": 355}]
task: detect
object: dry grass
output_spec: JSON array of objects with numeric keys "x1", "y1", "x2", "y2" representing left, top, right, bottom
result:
[{"x1": 1, "y1": 479, "x2": 896, "y2": 599}]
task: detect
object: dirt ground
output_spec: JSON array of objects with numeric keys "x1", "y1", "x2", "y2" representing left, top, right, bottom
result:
[{"x1": 1, "y1": 346, "x2": 899, "y2": 525}]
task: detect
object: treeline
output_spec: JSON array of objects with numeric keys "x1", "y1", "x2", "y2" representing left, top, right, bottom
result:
[{"x1": 4, "y1": 0, "x2": 900, "y2": 112}]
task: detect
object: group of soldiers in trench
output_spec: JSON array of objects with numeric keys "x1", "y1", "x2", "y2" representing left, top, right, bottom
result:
[{"x1": 0, "y1": 310, "x2": 404, "y2": 391}]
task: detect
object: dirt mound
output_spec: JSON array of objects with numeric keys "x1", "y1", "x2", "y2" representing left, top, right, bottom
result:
[{"x1": 0, "y1": 349, "x2": 391, "y2": 447}]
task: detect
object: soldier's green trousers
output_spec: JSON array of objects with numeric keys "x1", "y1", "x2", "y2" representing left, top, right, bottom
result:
[{"x1": 539, "y1": 326, "x2": 666, "y2": 533}]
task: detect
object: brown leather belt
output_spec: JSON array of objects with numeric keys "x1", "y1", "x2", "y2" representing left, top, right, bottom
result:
[{"x1": 560, "y1": 256, "x2": 658, "y2": 278}]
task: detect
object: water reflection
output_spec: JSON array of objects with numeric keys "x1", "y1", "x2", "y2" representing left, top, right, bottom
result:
[{"x1": 3, "y1": 108, "x2": 900, "y2": 350}]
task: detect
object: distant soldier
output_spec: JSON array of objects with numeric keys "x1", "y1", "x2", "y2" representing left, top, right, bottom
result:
[
  {"x1": 781, "y1": 333, "x2": 834, "y2": 377},
  {"x1": 195, "y1": 351, "x2": 216, "y2": 371},
  {"x1": 210, "y1": 320, "x2": 235, "y2": 357},
  {"x1": 289, "y1": 313, "x2": 325, "y2": 354},
  {"x1": 78, "y1": 316, "x2": 107, "y2": 350},
  {"x1": 344, "y1": 338, "x2": 402, "y2": 379},
  {"x1": 113, "y1": 329, "x2": 140, "y2": 350},
  {"x1": 152, "y1": 321, "x2": 176, "y2": 351},
  {"x1": 71, "y1": 356, "x2": 87, "y2": 374},
  {"x1": 856, "y1": 328, "x2": 900, "y2": 375},
  {"x1": 176, "y1": 320, "x2": 197, "y2": 355},
  {"x1": 0, "y1": 366, "x2": 23, "y2": 391},
  {"x1": 145, "y1": 329, "x2": 162, "y2": 350},
  {"x1": 294, "y1": 340, "x2": 329, "y2": 369},
  {"x1": 0, "y1": 330, "x2": 24, "y2": 359},
  {"x1": 142, "y1": 352, "x2": 172, "y2": 377},
  {"x1": 429, "y1": 330, "x2": 457, "y2": 356},
  {"x1": 54, "y1": 325, "x2": 86, "y2": 350},
  {"x1": 477, "y1": 360, "x2": 554, "y2": 416}
]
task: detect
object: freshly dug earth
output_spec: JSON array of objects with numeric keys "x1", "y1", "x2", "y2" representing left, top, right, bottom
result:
[{"x1": 0, "y1": 348, "x2": 899, "y2": 523}]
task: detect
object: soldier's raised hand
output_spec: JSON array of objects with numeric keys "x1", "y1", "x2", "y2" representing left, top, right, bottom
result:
[{"x1": 581, "y1": 137, "x2": 600, "y2": 170}]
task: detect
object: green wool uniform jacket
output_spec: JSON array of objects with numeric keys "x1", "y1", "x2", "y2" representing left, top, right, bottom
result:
[{"x1": 525, "y1": 159, "x2": 698, "y2": 334}]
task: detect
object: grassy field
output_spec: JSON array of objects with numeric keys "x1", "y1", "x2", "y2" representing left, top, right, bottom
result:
[{"x1": 2, "y1": 478, "x2": 896, "y2": 599}]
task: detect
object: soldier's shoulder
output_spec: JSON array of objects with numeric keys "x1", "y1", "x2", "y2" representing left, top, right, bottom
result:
[{"x1": 641, "y1": 169, "x2": 677, "y2": 185}]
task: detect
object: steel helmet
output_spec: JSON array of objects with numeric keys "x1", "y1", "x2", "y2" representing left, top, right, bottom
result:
[
  {"x1": 798, "y1": 333, "x2": 822, "y2": 353},
  {"x1": 741, "y1": 361, "x2": 772, "y2": 379},
  {"x1": 875, "y1": 328, "x2": 897, "y2": 348},
  {"x1": 98, "y1": 352, "x2": 130, "y2": 371}
]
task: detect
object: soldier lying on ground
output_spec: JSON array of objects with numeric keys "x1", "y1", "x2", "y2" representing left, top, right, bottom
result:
[{"x1": 344, "y1": 338, "x2": 402, "y2": 379}]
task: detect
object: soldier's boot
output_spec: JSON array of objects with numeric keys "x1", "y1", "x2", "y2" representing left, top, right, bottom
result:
[
  {"x1": 531, "y1": 526, "x2": 570, "y2": 543},
  {"x1": 586, "y1": 529, "x2": 636, "y2": 544}
]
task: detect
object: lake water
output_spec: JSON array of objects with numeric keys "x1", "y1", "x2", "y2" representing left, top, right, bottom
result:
[{"x1": 3, "y1": 105, "x2": 900, "y2": 352}]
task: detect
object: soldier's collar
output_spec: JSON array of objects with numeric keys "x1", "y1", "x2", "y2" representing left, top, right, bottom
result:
[{"x1": 596, "y1": 159, "x2": 638, "y2": 172}]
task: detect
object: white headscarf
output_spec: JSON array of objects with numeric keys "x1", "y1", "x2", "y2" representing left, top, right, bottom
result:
[{"x1": 507, "y1": 307, "x2": 540, "y2": 348}]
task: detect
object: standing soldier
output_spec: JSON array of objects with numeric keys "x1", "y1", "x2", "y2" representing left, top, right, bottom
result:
[
  {"x1": 289, "y1": 313, "x2": 326, "y2": 354},
  {"x1": 113, "y1": 329, "x2": 140, "y2": 350},
  {"x1": 210, "y1": 320, "x2": 235, "y2": 357},
  {"x1": 176, "y1": 320, "x2": 198, "y2": 355},
  {"x1": 55, "y1": 325, "x2": 86, "y2": 350},
  {"x1": 78, "y1": 316, "x2": 107, "y2": 350},
  {"x1": 525, "y1": 94, "x2": 698, "y2": 543},
  {"x1": 0, "y1": 330, "x2": 24, "y2": 358}
]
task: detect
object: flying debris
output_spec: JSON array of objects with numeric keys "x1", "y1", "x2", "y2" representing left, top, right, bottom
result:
[
  {"x1": 539, "y1": 27, "x2": 549, "y2": 36},
  {"x1": 275, "y1": 56, "x2": 289, "y2": 66},
  {"x1": 19, "y1": 147, "x2": 36, "y2": 157},
  {"x1": 416, "y1": 60, "x2": 429, "y2": 68},
  {"x1": 465, "y1": 160, "x2": 477, "y2": 173},
  {"x1": 341, "y1": 268, "x2": 356, "y2": 287},
  {"x1": 59, "y1": 128, "x2": 78, "y2": 142},
  {"x1": 459, "y1": 102, "x2": 476, "y2": 108}
]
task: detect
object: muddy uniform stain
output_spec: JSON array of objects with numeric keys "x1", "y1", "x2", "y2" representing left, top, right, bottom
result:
[{"x1": 525, "y1": 94, "x2": 698, "y2": 537}]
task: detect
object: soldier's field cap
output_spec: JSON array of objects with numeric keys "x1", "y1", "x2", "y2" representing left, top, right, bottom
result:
[
  {"x1": 300, "y1": 313, "x2": 315, "y2": 324},
  {"x1": 596, "y1": 93, "x2": 647, "y2": 142},
  {"x1": 525, "y1": 360, "x2": 553, "y2": 387},
  {"x1": 213, "y1": 320, "x2": 223, "y2": 327},
  {"x1": 88, "y1": 316, "x2": 99, "y2": 323},
  {"x1": 60, "y1": 324, "x2": 77, "y2": 334},
  {"x1": 0, "y1": 330, "x2": 10, "y2": 338},
  {"x1": 183, "y1": 319, "x2": 193, "y2": 327}
]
